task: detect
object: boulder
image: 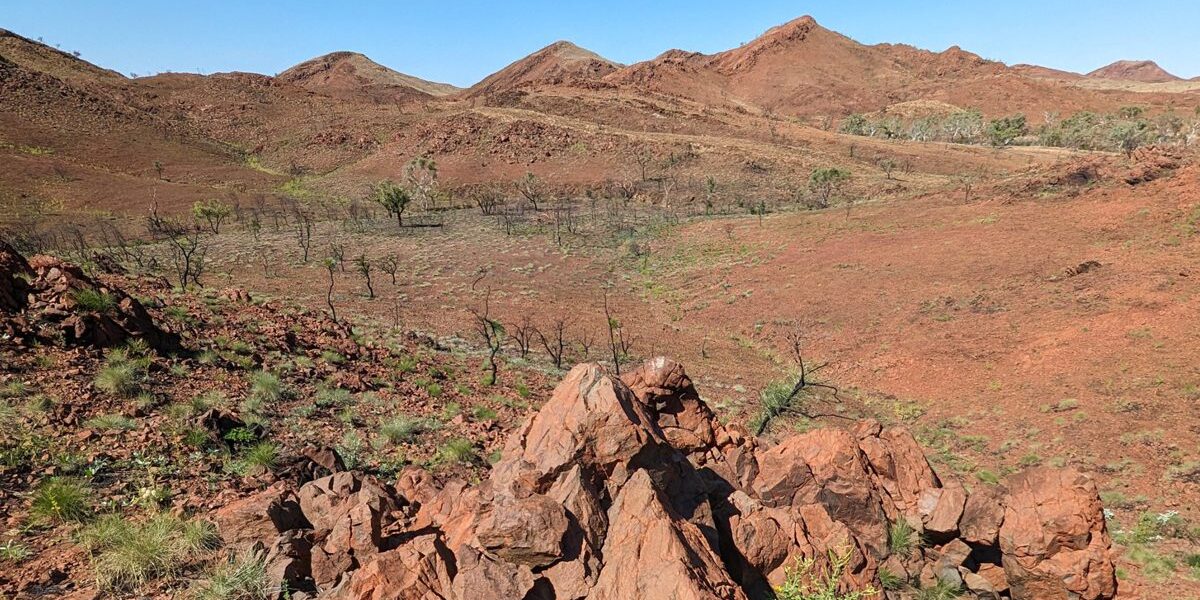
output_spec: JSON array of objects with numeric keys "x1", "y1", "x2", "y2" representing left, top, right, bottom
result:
[
  {"x1": 918, "y1": 481, "x2": 967, "y2": 539},
  {"x1": 590, "y1": 469, "x2": 748, "y2": 600},
  {"x1": 0, "y1": 240, "x2": 31, "y2": 314},
  {"x1": 327, "y1": 533, "x2": 455, "y2": 600},
  {"x1": 960, "y1": 487, "x2": 1005, "y2": 545},
  {"x1": 298, "y1": 472, "x2": 402, "y2": 590},
  {"x1": 212, "y1": 483, "x2": 307, "y2": 549},
  {"x1": 999, "y1": 467, "x2": 1116, "y2": 600}
]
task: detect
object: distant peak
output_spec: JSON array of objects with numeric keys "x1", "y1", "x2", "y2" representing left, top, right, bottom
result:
[{"x1": 1087, "y1": 59, "x2": 1180, "y2": 83}]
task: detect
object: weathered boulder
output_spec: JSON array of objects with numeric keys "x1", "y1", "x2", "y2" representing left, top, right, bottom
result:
[
  {"x1": 212, "y1": 483, "x2": 307, "y2": 549},
  {"x1": 298, "y1": 472, "x2": 402, "y2": 590},
  {"x1": 999, "y1": 467, "x2": 1116, "y2": 600},
  {"x1": 590, "y1": 469, "x2": 748, "y2": 600},
  {"x1": 327, "y1": 533, "x2": 456, "y2": 600}
]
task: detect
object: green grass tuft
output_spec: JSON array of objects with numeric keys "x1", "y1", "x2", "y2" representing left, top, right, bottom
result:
[
  {"x1": 79, "y1": 513, "x2": 219, "y2": 591},
  {"x1": 31, "y1": 477, "x2": 91, "y2": 523}
]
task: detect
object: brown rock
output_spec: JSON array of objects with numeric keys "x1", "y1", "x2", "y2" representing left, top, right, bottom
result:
[
  {"x1": 475, "y1": 493, "x2": 569, "y2": 567},
  {"x1": 590, "y1": 469, "x2": 748, "y2": 600},
  {"x1": 327, "y1": 533, "x2": 455, "y2": 600},
  {"x1": 212, "y1": 484, "x2": 307, "y2": 549},
  {"x1": 919, "y1": 481, "x2": 966, "y2": 538},
  {"x1": 999, "y1": 467, "x2": 1116, "y2": 600},
  {"x1": 960, "y1": 487, "x2": 1005, "y2": 545}
]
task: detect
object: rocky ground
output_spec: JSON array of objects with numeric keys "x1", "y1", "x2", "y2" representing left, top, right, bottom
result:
[{"x1": 0, "y1": 241, "x2": 1126, "y2": 599}]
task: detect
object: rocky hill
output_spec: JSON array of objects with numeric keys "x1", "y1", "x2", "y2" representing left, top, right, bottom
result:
[
  {"x1": 1086, "y1": 60, "x2": 1181, "y2": 83},
  {"x1": 278, "y1": 51, "x2": 460, "y2": 103}
]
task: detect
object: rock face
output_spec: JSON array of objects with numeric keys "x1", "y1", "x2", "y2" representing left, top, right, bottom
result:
[
  {"x1": 211, "y1": 358, "x2": 1118, "y2": 599},
  {"x1": 0, "y1": 246, "x2": 178, "y2": 350}
]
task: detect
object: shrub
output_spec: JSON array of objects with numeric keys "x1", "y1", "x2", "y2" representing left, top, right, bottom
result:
[
  {"x1": 72, "y1": 289, "x2": 116, "y2": 313},
  {"x1": 915, "y1": 578, "x2": 963, "y2": 600},
  {"x1": 888, "y1": 519, "x2": 915, "y2": 556},
  {"x1": 93, "y1": 347, "x2": 151, "y2": 398},
  {"x1": 379, "y1": 415, "x2": 435, "y2": 445},
  {"x1": 775, "y1": 545, "x2": 878, "y2": 600},
  {"x1": 0, "y1": 539, "x2": 30, "y2": 563},
  {"x1": 85, "y1": 413, "x2": 137, "y2": 431},
  {"x1": 232, "y1": 442, "x2": 278, "y2": 476},
  {"x1": 79, "y1": 513, "x2": 218, "y2": 591},
  {"x1": 436, "y1": 438, "x2": 478, "y2": 465},
  {"x1": 190, "y1": 551, "x2": 270, "y2": 600},
  {"x1": 986, "y1": 114, "x2": 1027, "y2": 147},
  {"x1": 471, "y1": 406, "x2": 498, "y2": 421},
  {"x1": 31, "y1": 477, "x2": 91, "y2": 523},
  {"x1": 807, "y1": 168, "x2": 851, "y2": 209}
]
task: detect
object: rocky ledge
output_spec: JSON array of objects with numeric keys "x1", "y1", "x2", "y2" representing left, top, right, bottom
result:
[{"x1": 215, "y1": 358, "x2": 1116, "y2": 599}]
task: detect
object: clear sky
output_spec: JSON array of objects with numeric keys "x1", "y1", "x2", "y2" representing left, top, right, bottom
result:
[{"x1": 4, "y1": 1, "x2": 1198, "y2": 86}]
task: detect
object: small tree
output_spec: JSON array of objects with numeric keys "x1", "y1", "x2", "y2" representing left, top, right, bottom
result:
[
  {"x1": 536, "y1": 318, "x2": 569, "y2": 369},
  {"x1": 322, "y1": 258, "x2": 338, "y2": 323},
  {"x1": 379, "y1": 254, "x2": 399, "y2": 286},
  {"x1": 516, "y1": 172, "x2": 545, "y2": 211},
  {"x1": 147, "y1": 204, "x2": 208, "y2": 288},
  {"x1": 986, "y1": 113, "x2": 1028, "y2": 147},
  {"x1": 602, "y1": 291, "x2": 634, "y2": 376},
  {"x1": 153, "y1": 160, "x2": 164, "y2": 180},
  {"x1": 353, "y1": 254, "x2": 374, "y2": 299},
  {"x1": 472, "y1": 289, "x2": 504, "y2": 385},
  {"x1": 807, "y1": 168, "x2": 851, "y2": 209},
  {"x1": 510, "y1": 315, "x2": 536, "y2": 359},
  {"x1": 1109, "y1": 120, "x2": 1150, "y2": 157},
  {"x1": 373, "y1": 180, "x2": 411, "y2": 227},
  {"x1": 192, "y1": 200, "x2": 232, "y2": 234},
  {"x1": 404, "y1": 156, "x2": 439, "y2": 211},
  {"x1": 839, "y1": 114, "x2": 868, "y2": 136}
]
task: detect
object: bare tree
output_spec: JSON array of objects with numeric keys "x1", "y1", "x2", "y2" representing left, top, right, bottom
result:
[
  {"x1": 753, "y1": 331, "x2": 846, "y2": 436},
  {"x1": 634, "y1": 150, "x2": 654, "y2": 182},
  {"x1": 379, "y1": 254, "x2": 399, "y2": 286},
  {"x1": 328, "y1": 241, "x2": 346, "y2": 273},
  {"x1": 353, "y1": 254, "x2": 374, "y2": 299},
  {"x1": 516, "y1": 172, "x2": 545, "y2": 211},
  {"x1": 323, "y1": 257, "x2": 338, "y2": 323},
  {"x1": 146, "y1": 204, "x2": 209, "y2": 288},
  {"x1": 294, "y1": 210, "x2": 314, "y2": 263},
  {"x1": 536, "y1": 318, "x2": 568, "y2": 369},
  {"x1": 509, "y1": 315, "x2": 536, "y2": 359},
  {"x1": 602, "y1": 291, "x2": 634, "y2": 375},
  {"x1": 472, "y1": 288, "x2": 504, "y2": 385}
]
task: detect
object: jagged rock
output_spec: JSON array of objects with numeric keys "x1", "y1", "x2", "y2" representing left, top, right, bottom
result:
[
  {"x1": 328, "y1": 533, "x2": 456, "y2": 600},
  {"x1": 298, "y1": 472, "x2": 402, "y2": 590},
  {"x1": 960, "y1": 487, "x2": 1005, "y2": 545},
  {"x1": 212, "y1": 483, "x2": 307, "y2": 549},
  {"x1": 999, "y1": 467, "x2": 1116, "y2": 600},
  {"x1": 264, "y1": 529, "x2": 314, "y2": 599},
  {"x1": 591, "y1": 469, "x2": 748, "y2": 600},
  {"x1": 919, "y1": 480, "x2": 967, "y2": 539},
  {"x1": 475, "y1": 493, "x2": 570, "y2": 567},
  {"x1": 198, "y1": 360, "x2": 1115, "y2": 600}
]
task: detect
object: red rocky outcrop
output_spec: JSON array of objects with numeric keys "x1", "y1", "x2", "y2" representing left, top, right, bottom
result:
[
  {"x1": 0, "y1": 246, "x2": 178, "y2": 350},
  {"x1": 211, "y1": 358, "x2": 1118, "y2": 599}
]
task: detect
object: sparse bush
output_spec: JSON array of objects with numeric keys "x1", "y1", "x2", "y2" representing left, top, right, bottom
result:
[
  {"x1": 231, "y1": 442, "x2": 278, "y2": 476},
  {"x1": 192, "y1": 200, "x2": 232, "y2": 234},
  {"x1": 190, "y1": 551, "x2": 270, "y2": 600},
  {"x1": 807, "y1": 168, "x2": 851, "y2": 209},
  {"x1": 72, "y1": 289, "x2": 116, "y2": 313},
  {"x1": 379, "y1": 415, "x2": 436, "y2": 445},
  {"x1": 986, "y1": 114, "x2": 1027, "y2": 147},
  {"x1": 94, "y1": 347, "x2": 151, "y2": 398},
  {"x1": 247, "y1": 371, "x2": 284, "y2": 404},
  {"x1": 0, "y1": 539, "x2": 30, "y2": 563},
  {"x1": 85, "y1": 413, "x2": 137, "y2": 431},
  {"x1": 436, "y1": 438, "x2": 478, "y2": 465},
  {"x1": 31, "y1": 477, "x2": 91, "y2": 523},
  {"x1": 80, "y1": 513, "x2": 218, "y2": 591},
  {"x1": 888, "y1": 519, "x2": 915, "y2": 556},
  {"x1": 775, "y1": 545, "x2": 878, "y2": 600}
]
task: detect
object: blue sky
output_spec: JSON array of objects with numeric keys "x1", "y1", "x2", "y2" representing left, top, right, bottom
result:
[{"x1": 4, "y1": 1, "x2": 1198, "y2": 86}]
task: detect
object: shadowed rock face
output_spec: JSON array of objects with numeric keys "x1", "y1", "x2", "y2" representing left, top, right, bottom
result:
[{"x1": 213, "y1": 359, "x2": 1117, "y2": 600}]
